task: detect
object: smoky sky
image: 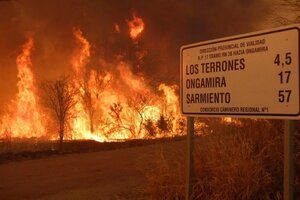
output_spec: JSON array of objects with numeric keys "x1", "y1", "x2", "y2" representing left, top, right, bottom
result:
[{"x1": 0, "y1": 0, "x2": 270, "y2": 109}]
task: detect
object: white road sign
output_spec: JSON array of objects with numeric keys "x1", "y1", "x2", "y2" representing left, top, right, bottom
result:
[{"x1": 180, "y1": 24, "x2": 300, "y2": 118}]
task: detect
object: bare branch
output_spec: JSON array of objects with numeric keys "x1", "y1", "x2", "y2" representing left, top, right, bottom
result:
[{"x1": 40, "y1": 75, "x2": 78, "y2": 151}]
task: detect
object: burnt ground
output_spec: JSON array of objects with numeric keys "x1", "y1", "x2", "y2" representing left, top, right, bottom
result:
[{"x1": 0, "y1": 137, "x2": 185, "y2": 200}]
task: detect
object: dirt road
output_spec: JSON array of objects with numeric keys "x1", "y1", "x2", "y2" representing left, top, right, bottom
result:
[{"x1": 0, "y1": 140, "x2": 184, "y2": 200}]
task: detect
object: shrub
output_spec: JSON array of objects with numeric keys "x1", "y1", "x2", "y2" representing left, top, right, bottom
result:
[
  {"x1": 156, "y1": 115, "x2": 171, "y2": 134},
  {"x1": 144, "y1": 119, "x2": 157, "y2": 138}
]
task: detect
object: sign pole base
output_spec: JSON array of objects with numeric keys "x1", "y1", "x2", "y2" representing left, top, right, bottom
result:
[{"x1": 186, "y1": 116, "x2": 195, "y2": 200}]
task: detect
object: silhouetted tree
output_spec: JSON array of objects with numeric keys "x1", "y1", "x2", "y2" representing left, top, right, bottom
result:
[
  {"x1": 41, "y1": 75, "x2": 78, "y2": 151},
  {"x1": 176, "y1": 118, "x2": 186, "y2": 135},
  {"x1": 80, "y1": 69, "x2": 110, "y2": 134},
  {"x1": 144, "y1": 119, "x2": 156, "y2": 137},
  {"x1": 108, "y1": 102, "x2": 128, "y2": 137},
  {"x1": 127, "y1": 92, "x2": 151, "y2": 138},
  {"x1": 156, "y1": 114, "x2": 171, "y2": 134}
]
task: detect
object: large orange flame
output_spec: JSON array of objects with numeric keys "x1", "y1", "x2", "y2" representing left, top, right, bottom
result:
[
  {"x1": 1, "y1": 36, "x2": 45, "y2": 138},
  {"x1": 67, "y1": 27, "x2": 182, "y2": 141},
  {"x1": 69, "y1": 27, "x2": 105, "y2": 141},
  {"x1": 71, "y1": 27, "x2": 91, "y2": 75},
  {"x1": 0, "y1": 27, "x2": 183, "y2": 142}
]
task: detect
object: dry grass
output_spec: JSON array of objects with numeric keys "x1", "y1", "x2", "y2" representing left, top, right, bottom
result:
[
  {"x1": 143, "y1": 119, "x2": 300, "y2": 200},
  {"x1": 0, "y1": 138, "x2": 57, "y2": 154},
  {"x1": 0, "y1": 137, "x2": 185, "y2": 163},
  {"x1": 137, "y1": 145, "x2": 183, "y2": 199}
]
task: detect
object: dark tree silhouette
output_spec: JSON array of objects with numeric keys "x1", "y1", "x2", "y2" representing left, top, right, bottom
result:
[
  {"x1": 144, "y1": 118, "x2": 156, "y2": 137},
  {"x1": 127, "y1": 92, "x2": 150, "y2": 138},
  {"x1": 41, "y1": 75, "x2": 78, "y2": 151},
  {"x1": 80, "y1": 70, "x2": 110, "y2": 134},
  {"x1": 156, "y1": 114, "x2": 171, "y2": 134}
]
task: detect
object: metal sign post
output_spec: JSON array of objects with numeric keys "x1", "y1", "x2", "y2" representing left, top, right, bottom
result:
[
  {"x1": 284, "y1": 120, "x2": 295, "y2": 200},
  {"x1": 186, "y1": 116, "x2": 195, "y2": 200}
]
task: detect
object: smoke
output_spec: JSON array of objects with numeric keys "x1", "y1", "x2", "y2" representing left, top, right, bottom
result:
[{"x1": 0, "y1": 0, "x2": 271, "y2": 108}]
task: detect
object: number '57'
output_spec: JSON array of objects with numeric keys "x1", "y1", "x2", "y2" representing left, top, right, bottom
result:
[{"x1": 278, "y1": 90, "x2": 291, "y2": 103}]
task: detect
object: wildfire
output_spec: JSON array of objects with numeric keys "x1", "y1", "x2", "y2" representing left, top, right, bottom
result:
[
  {"x1": 127, "y1": 13, "x2": 144, "y2": 40},
  {"x1": 67, "y1": 27, "x2": 182, "y2": 141},
  {"x1": 1, "y1": 36, "x2": 45, "y2": 138},
  {"x1": 70, "y1": 26, "x2": 104, "y2": 141},
  {"x1": 0, "y1": 26, "x2": 182, "y2": 142},
  {"x1": 71, "y1": 27, "x2": 91, "y2": 75}
]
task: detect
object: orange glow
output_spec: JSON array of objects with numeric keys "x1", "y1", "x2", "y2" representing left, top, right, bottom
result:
[
  {"x1": 127, "y1": 13, "x2": 144, "y2": 40},
  {"x1": 67, "y1": 26, "x2": 181, "y2": 141},
  {"x1": 0, "y1": 27, "x2": 182, "y2": 142},
  {"x1": 70, "y1": 26, "x2": 102, "y2": 141},
  {"x1": 158, "y1": 84, "x2": 180, "y2": 133},
  {"x1": 0, "y1": 36, "x2": 45, "y2": 138},
  {"x1": 114, "y1": 23, "x2": 121, "y2": 33},
  {"x1": 71, "y1": 27, "x2": 91, "y2": 75}
]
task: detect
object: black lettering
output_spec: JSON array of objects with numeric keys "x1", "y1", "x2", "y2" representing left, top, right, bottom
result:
[
  {"x1": 201, "y1": 59, "x2": 246, "y2": 73},
  {"x1": 221, "y1": 77, "x2": 226, "y2": 87},
  {"x1": 195, "y1": 93, "x2": 199, "y2": 102},
  {"x1": 234, "y1": 59, "x2": 239, "y2": 70},
  {"x1": 205, "y1": 63, "x2": 210, "y2": 73},
  {"x1": 225, "y1": 93, "x2": 230, "y2": 103},
  {"x1": 221, "y1": 60, "x2": 227, "y2": 71},
  {"x1": 240, "y1": 58, "x2": 245, "y2": 69},
  {"x1": 228, "y1": 59, "x2": 234, "y2": 71},
  {"x1": 216, "y1": 61, "x2": 221, "y2": 72},
  {"x1": 186, "y1": 65, "x2": 189, "y2": 75},
  {"x1": 186, "y1": 79, "x2": 190, "y2": 89},
  {"x1": 185, "y1": 92, "x2": 231, "y2": 104},
  {"x1": 195, "y1": 64, "x2": 199, "y2": 74},
  {"x1": 201, "y1": 63, "x2": 205, "y2": 73},
  {"x1": 186, "y1": 94, "x2": 190, "y2": 103},
  {"x1": 210, "y1": 62, "x2": 215, "y2": 72}
]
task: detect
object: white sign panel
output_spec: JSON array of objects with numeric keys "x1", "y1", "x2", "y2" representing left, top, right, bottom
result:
[{"x1": 180, "y1": 24, "x2": 299, "y2": 118}]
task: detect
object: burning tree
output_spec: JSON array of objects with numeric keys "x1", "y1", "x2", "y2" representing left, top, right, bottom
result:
[
  {"x1": 108, "y1": 102, "x2": 126, "y2": 137},
  {"x1": 41, "y1": 75, "x2": 78, "y2": 151},
  {"x1": 79, "y1": 69, "x2": 112, "y2": 137},
  {"x1": 127, "y1": 91, "x2": 152, "y2": 138}
]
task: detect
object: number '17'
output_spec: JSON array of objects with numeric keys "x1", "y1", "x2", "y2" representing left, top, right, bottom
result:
[{"x1": 278, "y1": 71, "x2": 291, "y2": 84}]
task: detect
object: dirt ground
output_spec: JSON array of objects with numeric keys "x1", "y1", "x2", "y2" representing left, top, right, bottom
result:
[{"x1": 0, "y1": 140, "x2": 184, "y2": 200}]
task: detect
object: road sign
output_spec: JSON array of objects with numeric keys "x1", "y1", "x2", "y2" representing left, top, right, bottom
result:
[{"x1": 180, "y1": 24, "x2": 300, "y2": 118}]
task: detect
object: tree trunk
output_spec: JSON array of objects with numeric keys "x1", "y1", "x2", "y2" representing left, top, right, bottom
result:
[
  {"x1": 90, "y1": 117, "x2": 94, "y2": 134},
  {"x1": 59, "y1": 126, "x2": 64, "y2": 152}
]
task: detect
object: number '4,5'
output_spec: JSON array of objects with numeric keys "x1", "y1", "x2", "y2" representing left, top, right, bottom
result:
[{"x1": 274, "y1": 52, "x2": 292, "y2": 66}]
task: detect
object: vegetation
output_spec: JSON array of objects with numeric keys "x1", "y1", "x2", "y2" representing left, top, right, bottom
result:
[
  {"x1": 40, "y1": 75, "x2": 78, "y2": 151},
  {"x1": 143, "y1": 119, "x2": 300, "y2": 199},
  {"x1": 156, "y1": 114, "x2": 172, "y2": 134},
  {"x1": 1, "y1": 116, "x2": 299, "y2": 199},
  {"x1": 144, "y1": 119, "x2": 156, "y2": 137}
]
